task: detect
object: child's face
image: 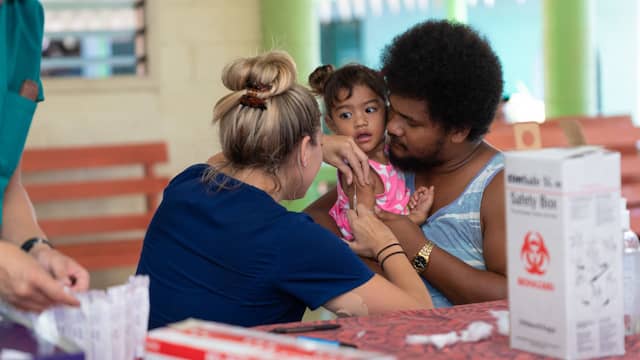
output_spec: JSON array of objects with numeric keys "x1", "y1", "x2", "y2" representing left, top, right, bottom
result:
[{"x1": 329, "y1": 85, "x2": 386, "y2": 155}]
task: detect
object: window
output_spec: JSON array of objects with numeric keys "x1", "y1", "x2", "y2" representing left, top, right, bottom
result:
[
  {"x1": 41, "y1": 0, "x2": 147, "y2": 79},
  {"x1": 321, "y1": 20, "x2": 362, "y2": 67}
]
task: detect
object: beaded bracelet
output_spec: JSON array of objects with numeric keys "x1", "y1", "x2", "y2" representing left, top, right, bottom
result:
[
  {"x1": 375, "y1": 243, "x2": 401, "y2": 262},
  {"x1": 379, "y1": 250, "x2": 407, "y2": 271}
]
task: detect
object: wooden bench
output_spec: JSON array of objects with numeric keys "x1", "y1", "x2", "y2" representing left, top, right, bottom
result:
[
  {"x1": 485, "y1": 115, "x2": 640, "y2": 234},
  {"x1": 21, "y1": 142, "x2": 169, "y2": 271}
]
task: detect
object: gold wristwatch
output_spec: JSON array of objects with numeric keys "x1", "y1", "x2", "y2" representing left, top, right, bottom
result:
[{"x1": 412, "y1": 241, "x2": 435, "y2": 274}]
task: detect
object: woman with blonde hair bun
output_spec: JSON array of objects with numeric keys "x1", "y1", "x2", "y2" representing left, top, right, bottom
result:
[{"x1": 137, "y1": 51, "x2": 432, "y2": 329}]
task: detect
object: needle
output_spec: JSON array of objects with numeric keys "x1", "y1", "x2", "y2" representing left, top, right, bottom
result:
[{"x1": 353, "y1": 187, "x2": 358, "y2": 209}]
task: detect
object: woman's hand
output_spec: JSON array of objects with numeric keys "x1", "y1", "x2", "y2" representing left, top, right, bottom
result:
[
  {"x1": 0, "y1": 242, "x2": 80, "y2": 312},
  {"x1": 375, "y1": 207, "x2": 425, "y2": 239},
  {"x1": 31, "y1": 245, "x2": 90, "y2": 291},
  {"x1": 321, "y1": 135, "x2": 370, "y2": 187},
  {"x1": 346, "y1": 204, "x2": 398, "y2": 258},
  {"x1": 374, "y1": 207, "x2": 427, "y2": 258}
]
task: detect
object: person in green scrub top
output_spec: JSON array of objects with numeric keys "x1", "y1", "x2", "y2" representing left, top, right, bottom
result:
[{"x1": 0, "y1": 0, "x2": 89, "y2": 312}]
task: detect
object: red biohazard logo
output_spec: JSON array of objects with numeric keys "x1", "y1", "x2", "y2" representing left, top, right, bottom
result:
[{"x1": 520, "y1": 231, "x2": 550, "y2": 275}]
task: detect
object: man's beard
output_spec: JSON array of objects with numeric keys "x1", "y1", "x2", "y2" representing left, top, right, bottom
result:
[{"x1": 388, "y1": 136, "x2": 445, "y2": 173}]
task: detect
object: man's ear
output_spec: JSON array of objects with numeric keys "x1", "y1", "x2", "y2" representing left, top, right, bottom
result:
[{"x1": 450, "y1": 128, "x2": 471, "y2": 144}]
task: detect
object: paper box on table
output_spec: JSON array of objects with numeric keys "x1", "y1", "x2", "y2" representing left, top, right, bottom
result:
[
  {"x1": 505, "y1": 146, "x2": 624, "y2": 359},
  {"x1": 146, "y1": 319, "x2": 394, "y2": 360}
]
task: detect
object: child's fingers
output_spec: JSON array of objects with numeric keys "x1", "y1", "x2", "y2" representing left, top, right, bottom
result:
[{"x1": 424, "y1": 186, "x2": 435, "y2": 208}]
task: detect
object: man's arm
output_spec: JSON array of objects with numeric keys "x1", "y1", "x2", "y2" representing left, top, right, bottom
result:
[
  {"x1": 0, "y1": 163, "x2": 85, "y2": 309},
  {"x1": 429, "y1": 170, "x2": 506, "y2": 303},
  {"x1": 479, "y1": 170, "x2": 507, "y2": 282},
  {"x1": 376, "y1": 172, "x2": 507, "y2": 304},
  {"x1": 2, "y1": 160, "x2": 46, "y2": 243},
  {"x1": 0, "y1": 241, "x2": 80, "y2": 312},
  {"x1": 2, "y1": 160, "x2": 90, "y2": 291}
]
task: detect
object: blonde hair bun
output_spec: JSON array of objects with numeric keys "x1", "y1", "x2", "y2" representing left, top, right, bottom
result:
[
  {"x1": 209, "y1": 50, "x2": 321, "y2": 191},
  {"x1": 221, "y1": 51, "x2": 297, "y2": 97}
]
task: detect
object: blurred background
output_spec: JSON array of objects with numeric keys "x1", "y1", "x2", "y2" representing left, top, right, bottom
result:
[{"x1": 24, "y1": 0, "x2": 640, "y2": 288}]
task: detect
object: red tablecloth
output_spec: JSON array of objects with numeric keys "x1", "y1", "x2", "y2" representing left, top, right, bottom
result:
[{"x1": 256, "y1": 300, "x2": 640, "y2": 359}]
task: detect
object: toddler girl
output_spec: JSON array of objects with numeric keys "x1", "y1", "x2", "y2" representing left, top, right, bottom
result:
[{"x1": 309, "y1": 64, "x2": 434, "y2": 240}]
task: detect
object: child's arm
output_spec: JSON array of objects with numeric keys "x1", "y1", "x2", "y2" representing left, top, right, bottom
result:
[
  {"x1": 341, "y1": 168, "x2": 378, "y2": 210},
  {"x1": 407, "y1": 186, "x2": 435, "y2": 225}
]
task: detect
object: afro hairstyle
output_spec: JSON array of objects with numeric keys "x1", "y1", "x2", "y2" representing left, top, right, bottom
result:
[{"x1": 381, "y1": 20, "x2": 503, "y2": 141}]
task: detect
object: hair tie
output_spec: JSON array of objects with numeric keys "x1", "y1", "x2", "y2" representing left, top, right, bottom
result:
[
  {"x1": 239, "y1": 82, "x2": 272, "y2": 110},
  {"x1": 246, "y1": 81, "x2": 272, "y2": 92},
  {"x1": 239, "y1": 93, "x2": 267, "y2": 110}
]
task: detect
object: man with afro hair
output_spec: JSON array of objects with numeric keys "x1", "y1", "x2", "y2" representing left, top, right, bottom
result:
[{"x1": 307, "y1": 20, "x2": 506, "y2": 307}]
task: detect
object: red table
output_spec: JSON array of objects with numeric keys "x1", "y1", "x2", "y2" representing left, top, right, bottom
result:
[{"x1": 257, "y1": 300, "x2": 640, "y2": 359}]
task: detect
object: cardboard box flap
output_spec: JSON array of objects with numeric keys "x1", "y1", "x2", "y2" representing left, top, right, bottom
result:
[{"x1": 505, "y1": 145, "x2": 604, "y2": 159}]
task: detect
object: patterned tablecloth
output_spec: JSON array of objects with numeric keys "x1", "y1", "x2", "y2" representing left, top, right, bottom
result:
[{"x1": 256, "y1": 300, "x2": 640, "y2": 360}]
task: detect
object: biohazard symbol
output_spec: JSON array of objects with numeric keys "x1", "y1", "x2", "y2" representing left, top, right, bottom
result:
[{"x1": 520, "y1": 231, "x2": 550, "y2": 275}]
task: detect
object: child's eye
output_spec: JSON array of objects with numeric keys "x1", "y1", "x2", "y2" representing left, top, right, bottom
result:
[
  {"x1": 365, "y1": 106, "x2": 378, "y2": 113},
  {"x1": 339, "y1": 112, "x2": 352, "y2": 119}
]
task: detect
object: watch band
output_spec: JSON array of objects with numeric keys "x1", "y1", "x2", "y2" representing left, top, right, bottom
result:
[
  {"x1": 412, "y1": 241, "x2": 435, "y2": 274},
  {"x1": 20, "y1": 237, "x2": 53, "y2": 253}
]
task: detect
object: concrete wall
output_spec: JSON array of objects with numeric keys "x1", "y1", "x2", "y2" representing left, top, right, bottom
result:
[{"x1": 29, "y1": 0, "x2": 262, "y2": 177}]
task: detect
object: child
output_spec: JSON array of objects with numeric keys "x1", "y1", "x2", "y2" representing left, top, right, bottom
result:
[{"x1": 309, "y1": 64, "x2": 434, "y2": 240}]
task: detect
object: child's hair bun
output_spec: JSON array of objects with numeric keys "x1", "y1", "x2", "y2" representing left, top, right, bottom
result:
[{"x1": 308, "y1": 64, "x2": 335, "y2": 95}]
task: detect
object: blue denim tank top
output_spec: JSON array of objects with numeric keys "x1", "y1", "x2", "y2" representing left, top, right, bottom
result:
[{"x1": 406, "y1": 153, "x2": 504, "y2": 307}]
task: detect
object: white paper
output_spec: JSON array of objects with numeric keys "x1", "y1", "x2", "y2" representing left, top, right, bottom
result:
[{"x1": 406, "y1": 321, "x2": 493, "y2": 348}]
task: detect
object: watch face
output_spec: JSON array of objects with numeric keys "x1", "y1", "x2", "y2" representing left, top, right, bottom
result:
[{"x1": 413, "y1": 256, "x2": 427, "y2": 272}]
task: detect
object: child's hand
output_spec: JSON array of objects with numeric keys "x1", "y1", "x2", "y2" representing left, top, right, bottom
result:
[{"x1": 407, "y1": 186, "x2": 434, "y2": 225}]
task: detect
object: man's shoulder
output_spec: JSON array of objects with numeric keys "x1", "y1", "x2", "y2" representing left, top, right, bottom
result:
[
  {"x1": 471, "y1": 145, "x2": 504, "y2": 178},
  {"x1": 477, "y1": 149, "x2": 505, "y2": 195},
  {"x1": 479, "y1": 151, "x2": 506, "y2": 213}
]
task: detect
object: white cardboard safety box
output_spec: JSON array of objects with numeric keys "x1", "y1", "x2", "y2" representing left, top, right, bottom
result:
[{"x1": 505, "y1": 146, "x2": 624, "y2": 359}]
